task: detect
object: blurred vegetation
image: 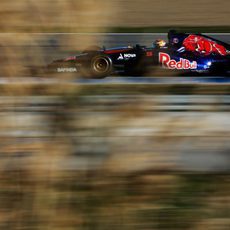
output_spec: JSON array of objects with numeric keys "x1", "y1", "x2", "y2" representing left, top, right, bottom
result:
[
  {"x1": 0, "y1": 1, "x2": 229, "y2": 33},
  {"x1": 0, "y1": 170, "x2": 229, "y2": 229},
  {"x1": 0, "y1": 85, "x2": 229, "y2": 229},
  {"x1": 0, "y1": 83, "x2": 230, "y2": 97},
  {"x1": 1, "y1": 26, "x2": 230, "y2": 33},
  {"x1": 0, "y1": 0, "x2": 229, "y2": 229}
]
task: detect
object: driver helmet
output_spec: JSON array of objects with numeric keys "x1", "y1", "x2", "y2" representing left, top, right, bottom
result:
[{"x1": 155, "y1": 39, "x2": 167, "y2": 48}]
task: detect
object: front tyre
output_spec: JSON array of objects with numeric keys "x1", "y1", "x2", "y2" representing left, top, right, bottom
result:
[{"x1": 81, "y1": 55, "x2": 113, "y2": 78}]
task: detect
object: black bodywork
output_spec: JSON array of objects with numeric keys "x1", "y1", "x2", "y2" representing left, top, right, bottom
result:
[{"x1": 48, "y1": 30, "x2": 230, "y2": 78}]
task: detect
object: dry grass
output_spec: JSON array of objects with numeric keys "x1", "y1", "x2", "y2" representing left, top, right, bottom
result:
[
  {"x1": 0, "y1": 2, "x2": 229, "y2": 229},
  {"x1": 115, "y1": 0, "x2": 230, "y2": 27},
  {"x1": 0, "y1": 0, "x2": 118, "y2": 32},
  {"x1": 1, "y1": 0, "x2": 229, "y2": 32}
]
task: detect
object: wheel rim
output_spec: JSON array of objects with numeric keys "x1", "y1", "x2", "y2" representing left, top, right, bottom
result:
[{"x1": 93, "y1": 57, "x2": 110, "y2": 73}]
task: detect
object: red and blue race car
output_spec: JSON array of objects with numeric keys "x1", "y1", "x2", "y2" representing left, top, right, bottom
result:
[{"x1": 48, "y1": 30, "x2": 230, "y2": 78}]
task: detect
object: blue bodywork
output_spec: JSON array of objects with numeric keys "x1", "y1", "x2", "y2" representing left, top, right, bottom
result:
[{"x1": 165, "y1": 31, "x2": 230, "y2": 73}]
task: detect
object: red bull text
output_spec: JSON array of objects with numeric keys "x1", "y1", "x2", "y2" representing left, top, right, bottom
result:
[{"x1": 159, "y1": 52, "x2": 197, "y2": 70}]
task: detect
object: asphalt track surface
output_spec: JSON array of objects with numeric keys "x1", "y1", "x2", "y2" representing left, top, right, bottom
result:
[
  {"x1": 77, "y1": 76, "x2": 230, "y2": 84},
  {"x1": 0, "y1": 76, "x2": 229, "y2": 85},
  {"x1": 94, "y1": 33, "x2": 230, "y2": 48},
  {"x1": 18, "y1": 32, "x2": 229, "y2": 48},
  {"x1": 31, "y1": 33, "x2": 230, "y2": 51}
]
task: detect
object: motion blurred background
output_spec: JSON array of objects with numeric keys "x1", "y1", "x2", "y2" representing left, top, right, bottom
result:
[{"x1": 0, "y1": 1, "x2": 229, "y2": 229}]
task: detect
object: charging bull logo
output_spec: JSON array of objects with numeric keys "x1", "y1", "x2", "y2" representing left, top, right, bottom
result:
[{"x1": 159, "y1": 52, "x2": 197, "y2": 70}]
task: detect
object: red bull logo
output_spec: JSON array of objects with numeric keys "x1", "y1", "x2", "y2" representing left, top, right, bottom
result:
[{"x1": 159, "y1": 52, "x2": 197, "y2": 70}]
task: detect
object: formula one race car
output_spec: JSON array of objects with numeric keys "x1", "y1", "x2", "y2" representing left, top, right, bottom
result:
[{"x1": 48, "y1": 30, "x2": 230, "y2": 78}]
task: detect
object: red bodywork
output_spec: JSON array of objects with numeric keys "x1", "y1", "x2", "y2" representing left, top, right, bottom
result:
[
  {"x1": 183, "y1": 35, "x2": 228, "y2": 56},
  {"x1": 104, "y1": 49, "x2": 132, "y2": 55}
]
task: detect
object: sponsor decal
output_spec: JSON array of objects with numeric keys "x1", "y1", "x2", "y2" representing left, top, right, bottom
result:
[
  {"x1": 117, "y1": 53, "x2": 136, "y2": 60},
  {"x1": 159, "y1": 52, "x2": 197, "y2": 70},
  {"x1": 57, "y1": 67, "x2": 77, "y2": 73},
  {"x1": 64, "y1": 56, "x2": 76, "y2": 61},
  {"x1": 118, "y1": 53, "x2": 124, "y2": 60},
  {"x1": 146, "y1": 51, "x2": 153, "y2": 57}
]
